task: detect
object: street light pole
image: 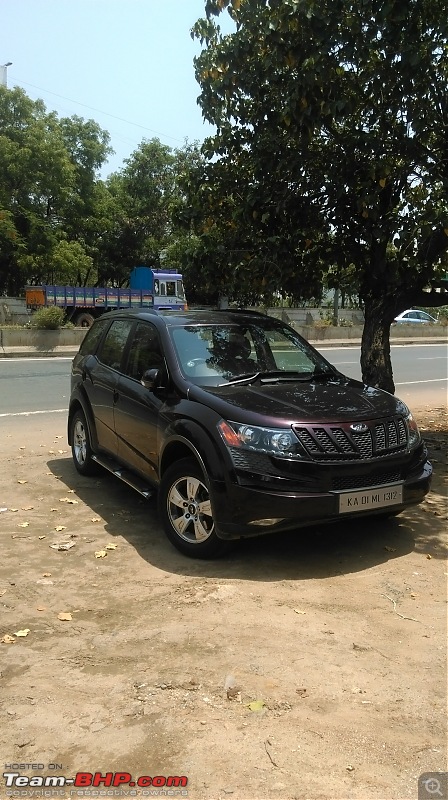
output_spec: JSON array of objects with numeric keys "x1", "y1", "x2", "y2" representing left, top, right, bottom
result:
[{"x1": 1, "y1": 62, "x2": 12, "y2": 87}]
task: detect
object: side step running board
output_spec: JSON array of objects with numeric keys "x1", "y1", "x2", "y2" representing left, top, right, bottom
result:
[{"x1": 92, "y1": 454, "x2": 154, "y2": 499}]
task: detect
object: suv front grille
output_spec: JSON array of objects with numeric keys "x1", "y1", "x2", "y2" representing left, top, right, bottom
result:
[
  {"x1": 293, "y1": 417, "x2": 407, "y2": 461},
  {"x1": 332, "y1": 470, "x2": 401, "y2": 491}
]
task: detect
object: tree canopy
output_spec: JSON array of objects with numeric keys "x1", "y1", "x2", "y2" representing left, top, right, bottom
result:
[
  {"x1": 0, "y1": 86, "x2": 200, "y2": 295},
  {"x1": 190, "y1": 0, "x2": 448, "y2": 390},
  {"x1": 0, "y1": 87, "x2": 112, "y2": 292}
]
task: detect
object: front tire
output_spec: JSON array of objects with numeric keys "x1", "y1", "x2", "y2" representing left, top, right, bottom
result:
[
  {"x1": 158, "y1": 458, "x2": 230, "y2": 558},
  {"x1": 70, "y1": 408, "x2": 98, "y2": 475}
]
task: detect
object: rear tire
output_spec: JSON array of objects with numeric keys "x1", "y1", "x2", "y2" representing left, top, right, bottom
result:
[
  {"x1": 70, "y1": 409, "x2": 98, "y2": 475},
  {"x1": 158, "y1": 458, "x2": 231, "y2": 558},
  {"x1": 73, "y1": 312, "x2": 95, "y2": 328}
]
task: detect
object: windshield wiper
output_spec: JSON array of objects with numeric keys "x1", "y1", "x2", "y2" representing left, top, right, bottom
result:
[{"x1": 222, "y1": 370, "x2": 333, "y2": 386}]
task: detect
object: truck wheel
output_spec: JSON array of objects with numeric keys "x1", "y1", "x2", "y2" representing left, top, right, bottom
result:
[
  {"x1": 74, "y1": 312, "x2": 95, "y2": 327},
  {"x1": 70, "y1": 409, "x2": 98, "y2": 475},
  {"x1": 158, "y1": 458, "x2": 231, "y2": 559}
]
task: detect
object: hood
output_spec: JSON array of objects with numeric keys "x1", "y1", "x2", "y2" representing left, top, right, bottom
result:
[{"x1": 188, "y1": 377, "x2": 406, "y2": 425}]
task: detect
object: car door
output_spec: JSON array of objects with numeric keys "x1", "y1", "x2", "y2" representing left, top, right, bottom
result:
[
  {"x1": 88, "y1": 318, "x2": 134, "y2": 455},
  {"x1": 114, "y1": 321, "x2": 165, "y2": 481}
]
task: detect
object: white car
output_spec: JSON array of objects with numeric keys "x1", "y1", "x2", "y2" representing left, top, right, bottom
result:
[{"x1": 393, "y1": 309, "x2": 438, "y2": 324}]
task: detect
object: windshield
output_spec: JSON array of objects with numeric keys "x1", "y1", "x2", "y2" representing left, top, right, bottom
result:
[{"x1": 170, "y1": 320, "x2": 336, "y2": 385}]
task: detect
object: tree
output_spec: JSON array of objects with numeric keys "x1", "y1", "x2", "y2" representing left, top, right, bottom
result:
[
  {"x1": 0, "y1": 87, "x2": 74, "y2": 292},
  {"x1": 0, "y1": 87, "x2": 112, "y2": 293},
  {"x1": 58, "y1": 115, "x2": 112, "y2": 272},
  {"x1": 99, "y1": 139, "x2": 204, "y2": 287},
  {"x1": 191, "y1": 0, "x2": 448, "y2": 391}
]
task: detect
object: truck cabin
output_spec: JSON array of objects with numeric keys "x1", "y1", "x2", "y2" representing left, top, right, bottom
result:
[{"x1": 153, "y1": 276, "x2": 185, "y2": 301}]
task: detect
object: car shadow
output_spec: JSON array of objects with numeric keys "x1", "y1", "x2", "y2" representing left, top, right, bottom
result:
[{"x1": 46, "y1": 433, "x2": 446, "y2": 582}]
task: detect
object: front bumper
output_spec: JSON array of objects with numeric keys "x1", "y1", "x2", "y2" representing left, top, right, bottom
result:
[{"x1": 211, "y1": 459, "x2": 432, "y2": 539}]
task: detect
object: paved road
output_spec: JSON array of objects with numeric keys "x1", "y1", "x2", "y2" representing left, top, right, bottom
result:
[
  {"x1": 0, "y1": 343, "x2": 446, "y2": 416},
  {"x1": 321, "y1": 342, "x2": 447, "y2": 408}
]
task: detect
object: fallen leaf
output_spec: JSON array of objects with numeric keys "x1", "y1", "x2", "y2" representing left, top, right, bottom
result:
[
  {"x1": 347, "y1": 765, "x2": 355, "y2": 772},
  {"x1": 91, "y1": 517, "x2": 101, "y2": 523},
  {"x1": 36, "y1": 606, "x2": 46, "y2": 612},
  {"x1": 21, "y1": 506, "x2": 34, "y2": 511},
  {"x1": 38, "y1": 536, "x2": 46, "y2": 540},
  {"x1": 426, "y1": 554, "x2": 432, "y2": 560},
  {"x1": 17, "y1": 480, "x2": 28, "y2": 484},
  {"x1": 50, "y1": 508, "x2": 58, "y2": 512},
  {"x1": 0, "y1": 507, "x2": 8, "y2": 512},
  {"x1": 95, "y1": 550, "x2": 107, "y2": 558},
  {"x1": 247, "y1": 699, "x2": 265, "y2": 712},
  {"x1": 105, "y1": 543, "x2": 117, "y2": 550},
  {"x1": 55, "y1": 526, "x2": 66, "y2": 532},
  {"x1": 1, "y1": 634, "x2": 15, "y2": 644},
  {"x1": 49, "y1": 542, "x2": 76, "y2": 551},
  {"x1": 42, "y1": 573, "x2": 52, "y2": 577},
  {"x1": 15, "y1": 629, "x2": 30, "y2": 637},
  {"x1": 10, "y1": 508, "x2": 18, "y2": 512},
  {"x1": 57, "y1": 450, "x2": 67, "y2": 454},
  {"x1": 57, "y1": 612, "x2": 72, "y2": 621},
  {"x1": 17, "y1": 522, "x2": 29, "y2": 528},
  {"x1": 59, "y1": 497, "x2": 78, "y2": 504},
  {"x1": 293, "y1": 608, "x2": 306, "y2": 614},
  {"x1": 384, "y1": 546, "x2": 397, "y2": 552}
]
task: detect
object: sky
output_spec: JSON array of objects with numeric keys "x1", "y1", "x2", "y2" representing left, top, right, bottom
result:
[{"x1": 2, "y1": 0, "x2": 232, "y2": 177}]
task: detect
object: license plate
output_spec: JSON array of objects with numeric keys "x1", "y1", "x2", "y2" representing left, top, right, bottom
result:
[{"x1": 338, "y1": 483, "x2": 403, "y2": 514}]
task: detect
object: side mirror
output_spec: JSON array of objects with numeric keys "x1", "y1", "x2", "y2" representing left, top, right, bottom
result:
[{"x1": 141, "y1": 368, "x2": 165, "y2": 390}]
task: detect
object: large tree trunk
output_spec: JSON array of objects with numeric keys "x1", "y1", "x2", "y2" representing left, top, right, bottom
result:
[{"x1": 360, "y1": 297, "x2": 396, "y2": 394}]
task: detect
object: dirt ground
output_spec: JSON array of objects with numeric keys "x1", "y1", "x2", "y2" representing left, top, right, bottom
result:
[{"x1": 0, "y1": 405, "x2": 446, "y2": 800}]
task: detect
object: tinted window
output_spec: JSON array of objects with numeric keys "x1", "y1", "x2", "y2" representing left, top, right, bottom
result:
[
  {"x1": 98, "y1": 319, "x2": 133, "y2": 371},
  {"x1": 78, "y1": 317, "x2": 109, "y2": 356},
  {"x1": 125, "y1": 322, "x2": 164, "y2": 380}
]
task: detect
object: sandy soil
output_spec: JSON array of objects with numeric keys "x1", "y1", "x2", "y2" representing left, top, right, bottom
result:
[{"x1": 0, "y1": 405, "x2": 446, "y2": 800}]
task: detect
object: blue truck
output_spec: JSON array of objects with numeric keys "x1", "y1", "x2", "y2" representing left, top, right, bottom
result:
[{"x1": 25, "y1": 267, "x2": 187, "y2": 327}]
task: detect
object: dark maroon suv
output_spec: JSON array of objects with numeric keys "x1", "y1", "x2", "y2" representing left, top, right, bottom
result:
[{"x1": 68, "y1": 308, "x2": 431, "y2": 558}]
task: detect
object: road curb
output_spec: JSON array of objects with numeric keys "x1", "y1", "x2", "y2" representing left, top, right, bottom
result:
[{"x1": 0, "y1": 337, "x2": 446, "y2": 358}]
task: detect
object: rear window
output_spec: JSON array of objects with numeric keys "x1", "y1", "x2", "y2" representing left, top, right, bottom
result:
[
  {"x1": 98, "y1": 319, "x2": 134, "y2": 371},
  {"x1": 78, "y1": 317, "x2": 110, "y2": 356}
]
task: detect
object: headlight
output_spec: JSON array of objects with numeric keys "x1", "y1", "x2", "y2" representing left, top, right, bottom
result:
[
  {"x1": 405, "y1": 411, "x2": 421, "y2": 448},
  {"x1": 218, "y1": 420, "x2": 301, "y2": 457}
]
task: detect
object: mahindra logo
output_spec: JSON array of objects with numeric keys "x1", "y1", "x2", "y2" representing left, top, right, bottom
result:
[{"x1": 350, "y1": 423, "x2": 368, "y2": 433}]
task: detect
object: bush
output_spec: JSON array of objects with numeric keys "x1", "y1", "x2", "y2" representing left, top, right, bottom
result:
[{"x1": 30, "y1": 306, "x2": 66, "y2": 330}]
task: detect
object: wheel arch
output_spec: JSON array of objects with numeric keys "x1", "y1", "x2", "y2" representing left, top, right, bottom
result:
[
  {"x1": 159, "y1": 423, "x2": 228, "y2": 485},
  {"x1": 68, "y1": 391, "x2": 98, "y2": 451},
  {"x1": 160, "y1": 438, "x2": 209, "y2": 482}
]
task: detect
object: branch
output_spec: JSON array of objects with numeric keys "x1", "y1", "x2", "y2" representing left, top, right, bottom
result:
[
  {"x1": 419, "y1": 227, "x2": 448, "y2": 266},
  {"x1": 408, "y1": 288, "x2": 448, "y2": 309}
]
